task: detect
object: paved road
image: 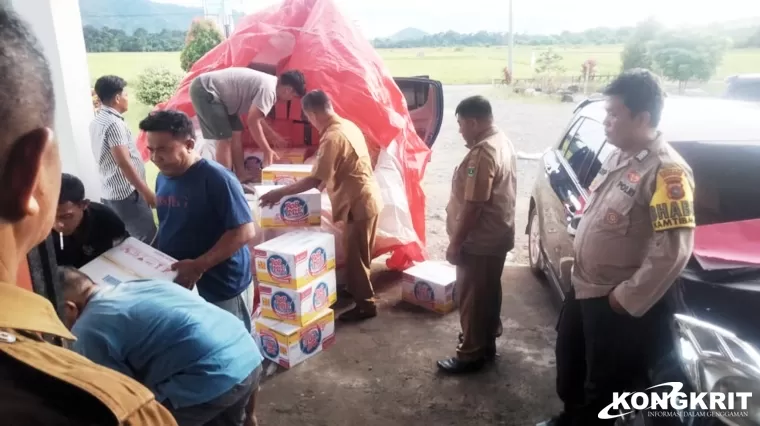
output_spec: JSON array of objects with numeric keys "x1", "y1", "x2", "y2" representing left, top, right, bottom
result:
[{"x1": 257, "y1": 86, "x2": 577, "y2": 426}]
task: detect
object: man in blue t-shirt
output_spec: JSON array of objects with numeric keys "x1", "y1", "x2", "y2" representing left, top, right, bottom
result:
[
  {"x1": 58, "y1": 267, "x2": 263, "y2": 426},
  {"x1": 139, "y1": 110, "x2": 256, "y2": 330}
]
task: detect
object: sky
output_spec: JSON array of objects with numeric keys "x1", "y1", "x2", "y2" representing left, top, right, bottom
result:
[{"x1": 156, "y1": 0, "x2": 760, "y2": 39}]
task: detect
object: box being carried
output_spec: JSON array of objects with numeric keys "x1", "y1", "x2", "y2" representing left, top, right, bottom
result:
[
  {"x1": 261, "y1": 164, "x2": 314, "y2": 185},
  {"x1": 78, "y1": 237, "x2": 198, "y2": 293},
  {"x1": 260, "y1": 269, "x2": 337, "y2": 326},
  {"x1": 253, "y1": 230, "x2": 336, "y2": 289},
  {"x1": 401, "y1": 261, "x2": 457, "y2": 314},
  {"x1": 250, "y1": 185, "x2": 321, "y2": 228},
  {"x1": 255, "y1": 308, "x2": 336, "y2": 369}
]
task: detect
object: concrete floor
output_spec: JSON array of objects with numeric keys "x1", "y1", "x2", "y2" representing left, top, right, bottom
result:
[
  {"x1": 256, "y1": 265, "x2": 563, "y2": 426},
  {"x1": 256, "y1": 86, "x2": 576, "y2": 425}
]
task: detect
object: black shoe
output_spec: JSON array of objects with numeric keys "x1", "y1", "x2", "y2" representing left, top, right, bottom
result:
[
  {"x1": 338, "y1": 305, "x2": 377, "y2": 322},
  {"x1": 436, "y1": 357, "x2": 486, "y2": 374}
]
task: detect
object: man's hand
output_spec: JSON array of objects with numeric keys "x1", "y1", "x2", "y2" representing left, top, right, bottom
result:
[
  {"x1": 172, "y1": 259, "x2": 205, "y2": 290},
  {"x1": 263, "y1": 149, "x2": 281, "y2": 168},
  {"x1": 259, "y1": 189, "x2": 283, "y2": 208},
  {"x1": 445, "y1": 243, "x2": 462, "y2": 266},
  {"x1": 235, "y1": 168, "x2": 256, "y2": 183},
  {"x1": 609, "y1": 290, "x2": 627, "y2": 315},
  {"x1": 271, "y1": 136, "x2": 290, "y2": 149},
  {"x1": 141, "y1": 190, "x2": 157, "y2": 209}
]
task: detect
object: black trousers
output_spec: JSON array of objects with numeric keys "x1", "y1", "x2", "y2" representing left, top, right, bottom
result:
[{"x1": 555, "y1": 288, "x2": 672, "y2": 426}]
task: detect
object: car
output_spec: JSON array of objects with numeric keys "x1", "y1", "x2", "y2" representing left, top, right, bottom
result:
[
  {"x1": 724, "y1": 74, "x2": 760, "y2": 102},
  {"x1": 248, "y1": 62, "x2": 445, "y2": 150},
  {"x1": 526, "y1": 96, "x2": 760, "y2": 425}
]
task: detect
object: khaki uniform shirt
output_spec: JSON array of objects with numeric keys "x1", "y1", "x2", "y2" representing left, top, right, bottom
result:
[
  {"x1": 311, "y1": 116, "x2": 383, "y2": 223},
  {"x1": 0, "y1": 283, "x2": 177, "y2": 425},
  {"x1": 572, "y1": 135, "x2": 696, "y2": 317},
  {"x1": 446, "y1": 127, "x2": 517, "y2": 256}
]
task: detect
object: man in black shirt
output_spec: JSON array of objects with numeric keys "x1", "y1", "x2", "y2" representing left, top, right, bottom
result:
[{"x1": 53, "y1": 173, "x2": 130, "y2": 268}]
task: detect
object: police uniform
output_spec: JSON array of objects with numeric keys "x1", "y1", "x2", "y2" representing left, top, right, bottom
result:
[
  {"x1": 0, "y1": 283, "x2": 178, "y2": 425},
  {"x1": 554, "y1": 134, "x2": 696, "y2": 424},
  {"x1": 311, "y1": 116, "x2": 383, "y2": 312},
  {"x1": 446, "y1": 127, "x2": 517, "y2": 361}
]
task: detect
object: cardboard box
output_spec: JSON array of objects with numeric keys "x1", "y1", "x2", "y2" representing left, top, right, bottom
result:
[
  {"x1": 253, "y1": 230, "x2": 336, "y2": 289},
  {"x1": 78, "y1": 238, "x2": 197, "y2": 294},
  {"x1": 401, "y1": 261, "x2": 458, "y2": 314},
  {"x1": 244, "y1": 148, "x2": 308, "y2": 168},
  {"x1": 261, "y1": 164, "x2": 314, "y2": 185},
  {"x1": 249, "y1": 185, "x2": 321, "y2": 228},
  {"x1": 281, "y1": 147, "x2": 308, "y2": 164},
  {"x1": 255, "y1": 308, "x2": 336, "y2": 369},
  {"x1": 260, "y1": 269, "x2": 337, "y2": 326}
]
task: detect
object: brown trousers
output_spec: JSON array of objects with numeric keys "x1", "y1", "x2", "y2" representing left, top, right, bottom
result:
[
  {"x1": 344, "y1": 214, "x2": 379, "y2": 309},
  {"x1": 456, "y1": 251, "x2": 506, "y2": 361}
]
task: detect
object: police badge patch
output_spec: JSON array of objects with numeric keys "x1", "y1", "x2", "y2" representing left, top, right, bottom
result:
[{"x1": 467, "y1": 167, "x2": 475, "y2": 177}]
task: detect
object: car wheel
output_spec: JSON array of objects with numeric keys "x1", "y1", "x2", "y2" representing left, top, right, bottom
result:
[{"x1": 528, "y1": 208, "x2": 544, "y2": 276}]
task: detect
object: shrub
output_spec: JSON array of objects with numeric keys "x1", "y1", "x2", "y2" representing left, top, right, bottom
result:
[
  {"x1": 135, "y1": 67, "x2": 182, "y2": 106},
  {"x1": 180, "y1": 19, "x2": 224, "y2": 72}
]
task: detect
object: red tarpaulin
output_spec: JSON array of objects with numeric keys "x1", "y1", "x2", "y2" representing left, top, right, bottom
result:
[
  {"x1": 694, "y1": 219, "x2": 760, "y2": 270},
  {"x1": 136, "y1": 0, "x2": 430, "y2": 270}
]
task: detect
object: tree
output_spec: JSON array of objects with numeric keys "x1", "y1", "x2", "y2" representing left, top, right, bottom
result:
[
  {"x1": 83, "y1": 26, "x2": 185, "y2": 52},
  {"x1": 620, "y1": 18, "x2": 663, "y2": 71},
  {"x1": 180, "y1": 19, "x2": 225, "y2": 72},
  {"x1": 650, "y1": 31, "x2": 731, "y2": 93},
  {"x1": 535, "y1": 49, "x2": 565, "y2": 75},
  {"x1": 135, "y1": 67, "x2": 182, "y2": 106}
]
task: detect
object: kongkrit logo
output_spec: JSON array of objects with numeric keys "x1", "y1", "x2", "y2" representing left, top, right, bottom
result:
[{"x1": 598, "y1": 382, "x2": 752, "y2": 419}]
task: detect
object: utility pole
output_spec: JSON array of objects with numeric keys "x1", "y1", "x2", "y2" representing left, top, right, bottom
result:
[
  {"x1": 508, "y1": 0, "x2": 514, "y2": 77},
  {"x1": 221, "y1": 0, "x2": 230, "y2": 38}
]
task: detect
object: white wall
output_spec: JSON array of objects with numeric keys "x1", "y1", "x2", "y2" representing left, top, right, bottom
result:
[{"x1": 10, "y1": 0, "x2": 101, "y2": 200}]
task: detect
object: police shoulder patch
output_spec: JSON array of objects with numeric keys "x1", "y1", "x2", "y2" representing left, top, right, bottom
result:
[
  {"x1": 648, "y1": 165, "x2": 695, "y2": 232},
  {"x1": 467, "y1": 166, "x2": 475, "y2": 177}
]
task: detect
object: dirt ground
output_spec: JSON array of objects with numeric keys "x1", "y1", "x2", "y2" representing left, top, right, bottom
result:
[{"x1": 257, "y1": 86, "x2": 577, "y2": 426}]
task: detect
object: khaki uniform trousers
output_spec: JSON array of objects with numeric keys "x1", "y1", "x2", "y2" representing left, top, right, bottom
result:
[
  {"x1": 456, "y1": 251, "x2": 506, "y2": 361},
  {"x1": 344, "y1": 214, "x2": 379, "y2": 310}
]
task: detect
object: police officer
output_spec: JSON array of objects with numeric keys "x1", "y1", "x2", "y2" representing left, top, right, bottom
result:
[
  {"x1": 438, "y1": 95, "x2": 517, "y2": 374},
  {"x1": 0, "y1": 8, "x2": 176, "y2": 424},
  {"x1": 540, "y1": 69, "x2": 696, "y2": 426},
  {"x1": 259, "y1": 90, "x2": 383, "y2": 322}
]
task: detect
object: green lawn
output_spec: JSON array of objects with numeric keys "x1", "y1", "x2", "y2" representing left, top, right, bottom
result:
[
  {"x1": 87, "y1": 44, "x2": 760, "y2": 190},
  {"x1": 88, "y1": 45, "x2": 760, "y2": 133},
  {"x1": 88, "y1": 45, "x2": 760, "y2": 121}
]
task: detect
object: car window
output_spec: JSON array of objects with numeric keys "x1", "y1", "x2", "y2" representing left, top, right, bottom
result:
[
  {"x1": 398, "y1": 82, "x2": 429, "y2": 111},
  {"x1": 557, "y1": 118, "x2": 583, "y2": 153},
  {"x1": 560, "y1": 118, "x2": 607, "y2": 189}
]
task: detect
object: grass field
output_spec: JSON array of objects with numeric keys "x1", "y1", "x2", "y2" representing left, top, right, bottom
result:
[{"x1": 88, "y1": 44, "x2": 760, "y2": 133}]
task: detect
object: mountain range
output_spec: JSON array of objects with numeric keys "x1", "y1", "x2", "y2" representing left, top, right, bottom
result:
[
  {"x1": 79, "y1": 0, "x2": 760, "y2": 43},
  {"x1": 79, "y1": 0, "x2": 243, "y2": 33}
]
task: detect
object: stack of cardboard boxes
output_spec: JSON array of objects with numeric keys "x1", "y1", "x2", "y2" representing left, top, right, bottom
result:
[{"x1": 247, "y1": 162, "x2": 339, "y2": 369}]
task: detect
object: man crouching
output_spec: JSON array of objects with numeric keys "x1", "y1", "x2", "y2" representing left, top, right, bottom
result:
[{"x1": 59, "y1": 267, "x2": 263, "y2": 426}]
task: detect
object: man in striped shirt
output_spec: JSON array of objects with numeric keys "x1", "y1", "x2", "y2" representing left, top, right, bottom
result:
[{"x1": 91, "y1": 75, "x2": 157, "y2": 243}]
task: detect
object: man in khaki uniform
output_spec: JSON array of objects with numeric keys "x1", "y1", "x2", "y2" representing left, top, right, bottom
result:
[
  {"x1": 541, "y1": 69, "x2": 696, "y2": 426},
  {"x1": 438, "y1": 95, "x2": 517, "y2": 374},
  {"x1": 259, "y1": 90, "x2": 382, "y2": 322},
  {"x1": 0, "y1": 8, "x2": 176, "y2": 425}
]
